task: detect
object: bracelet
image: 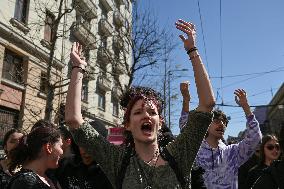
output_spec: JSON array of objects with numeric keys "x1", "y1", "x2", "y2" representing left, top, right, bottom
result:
[
  {"x1": 187, "y1": 47, "x2": 198, "y2": 55},
  {"x1": 190, "y1": 54, "x2": 200, "y2": 60},
  {"x1": 72, "y1": 66, "x2": 86, "y2": 73}
]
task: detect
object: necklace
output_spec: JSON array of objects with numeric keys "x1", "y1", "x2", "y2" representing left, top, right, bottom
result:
[
  {"x1": 144, "y1": 149, "x2": 160, "y2": 165},
  {"x1": 135, "y1": 150, "x2": 160, "y2": 189}
]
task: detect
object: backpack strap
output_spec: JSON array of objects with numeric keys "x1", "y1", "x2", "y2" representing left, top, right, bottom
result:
[
  {"x1": 160, "y1": 146, "x2": 187, "y2": 189},
  {"x1": 116, "y1": 146, "x2": 133, "y2": 189}
]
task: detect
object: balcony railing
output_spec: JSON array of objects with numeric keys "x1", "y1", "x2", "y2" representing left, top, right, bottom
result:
[
  {"x1": 100, "y1": 0, "x2": 113, "y2": 11},
  {"x1": 97, "y1": 75, "x2": 111, "y2": 91},
  {"x1": 97, "y1": 47, "x2": 111, "y2": 65},
  {"x1": 72, "y1": 22, "x2": 96, "y2": 49},
  {"x1": 99, "y1": 19, "x2": 113, "y2": 36},
  {"x1": 113, "y1": 35, "x2": 123, "y2": 48},
  {"x1": 113, "y1": 11, "x2": 124, "y2": 27},
  {"x1": 73, "y1": 0, "x2": 98, "y2": 20},
  {"x1": 112, "y1": 86, "x2": 122, "y2": 97},
  {"x1": 114, "y1": 63, "x2": 125, "y2": 74}
]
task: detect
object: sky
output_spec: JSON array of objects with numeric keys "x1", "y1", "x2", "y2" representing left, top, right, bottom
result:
[{"x1": 134, "y1": 0, "x2": 284, "y2": 139}]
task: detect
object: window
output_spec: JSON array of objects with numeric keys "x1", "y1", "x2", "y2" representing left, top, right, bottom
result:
[
  {"x1": 100, "y1": 3, "x2": 108, "y2": 19},
  {"x1": 0, "y1": 106, "x2": 19, "y2": 148},
  {"x1": 114, "y1": 48, "x2": 120, "y2": 60},
  {"x1": 14, "y1": 0, "x2": 29, "y2": 24},
  {"x1": 44, "y1": 11, "x2": 55, "y2": 42},
  {"x1": 98, "y1": 91, "x2": 106, "y2": 111},
  {"x1": 2, "y1": 49, "x2": 24, "y2": 84},
  {"x1": 81, "y1": 79, "x2": 88, "y2": 102},
  {"x1": 40, "y1": 72, "x2": 48, "y2": 94},
  {"x1": 101, "y1": 37, "x2": 107, "y2": 48},
  {"x1": 112, "y1": 99, "x2": 119, "y2": 116}
]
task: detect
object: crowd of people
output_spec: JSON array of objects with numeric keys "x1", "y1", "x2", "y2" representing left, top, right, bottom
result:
[{"x1": 0, "y1": 19, "x2": 283, "y2": 189}]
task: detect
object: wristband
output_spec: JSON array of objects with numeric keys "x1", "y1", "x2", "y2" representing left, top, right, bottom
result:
[
  {"x1": 187, "y1": 47, "x2": 198, "y2": 55},
  {"x1": 72, "y1": 66, "x2": 86, "y2": 73}
]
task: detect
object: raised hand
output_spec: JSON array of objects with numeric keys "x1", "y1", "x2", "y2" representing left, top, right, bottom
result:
[
  {"x1": 180, "y1": 81, "x2": 191, "y2": 101},
  {"x1": 70, "y1": 42, "x2": 87, "y2": 68},
  {"x1": 175, "y1": 19, "x2": 197, "y2": 51},
  {"x1": 234, "y1": 89, "x2": 252, "y2": 116}
]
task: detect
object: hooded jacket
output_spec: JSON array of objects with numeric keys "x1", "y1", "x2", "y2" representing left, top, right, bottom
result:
[
  {"x1": 195, "y1": 114, "x2": 261, "y2": 189},
  {"x1": 179, "y1": 113, "x2": 261, "y2": 189},
  {"x1": 252, "y1": 160, "x2": 284, "y2": 189}
]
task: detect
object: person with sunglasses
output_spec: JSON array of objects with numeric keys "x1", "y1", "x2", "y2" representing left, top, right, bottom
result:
[
  {"x1": 246, "y1": 135, "x2": 280, "y2": 188},
  {"x1": 252, "y1": 127, "x2": 284, "y2": 189},
  {"x1": 180, "y1": 89, "x2": 262, "y2": 189}
]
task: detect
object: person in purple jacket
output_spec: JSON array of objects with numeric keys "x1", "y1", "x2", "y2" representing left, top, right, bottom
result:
[{"x1": 180, "y1": 89, "x2": 262, "y2": 189}]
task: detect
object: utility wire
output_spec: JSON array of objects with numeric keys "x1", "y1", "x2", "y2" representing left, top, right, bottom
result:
[
  {"x1": 219, "y1": 0, "x2": 224, "y2": 106},
  {"x1": 197, "y1": 0, "x2": 210, "y2": 76}
]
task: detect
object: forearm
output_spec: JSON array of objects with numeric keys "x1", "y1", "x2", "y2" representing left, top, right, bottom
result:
[
  {"x1": 182, "y1": 99, "x2": 190, "y2": 112},
  {"x1": 190, "y1": 51, "x2": 215, "y2": 112},
  {"x1": 65, "y1": 69, "x2": 84, "y2": 129},
  {"x1": 242, "y1": 104, "x2": 252, "y2": 117}
]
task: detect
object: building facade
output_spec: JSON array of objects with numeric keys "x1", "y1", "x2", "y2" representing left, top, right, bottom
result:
[
  {"x1": 267, "y1": 83, "x2": 284, "y2": 136},
  {"x1": 0, "y1": 0, "x2": 132, "y2": 146}
]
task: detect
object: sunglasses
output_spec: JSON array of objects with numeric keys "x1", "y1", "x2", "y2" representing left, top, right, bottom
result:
[
  {"x1": 265, "y1": 144, "x2": 280, "y2": 151},
  {"x1": 212, "y1": 119, "x2": 226, "y2": 125}
]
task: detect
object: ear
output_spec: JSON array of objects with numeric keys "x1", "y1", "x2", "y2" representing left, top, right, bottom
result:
[{"x1": 44, "y1": 143, "x2": 53, "y2": 154}]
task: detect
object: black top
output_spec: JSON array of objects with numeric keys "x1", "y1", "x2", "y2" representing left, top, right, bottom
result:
[
  {"x1": 0, "y1": 162, "x2": 12, "y2": 189},
  {"x1": 57, "y1": 157, "x2": 113, "y2": 189},
  {"x1": 252, "y1": 160, "x2": 284, "y2": 189},
  {"x1": 7, "y1": 169, "x2": 59, "y2": 189},
  {"x1": 246, "y1": 163, "x2": 268, "y2": 189}
]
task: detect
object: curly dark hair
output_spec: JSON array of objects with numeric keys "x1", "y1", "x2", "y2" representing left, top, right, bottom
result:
[{"x1": 212, "y1": 109, "x2": 229, "y2": 126}]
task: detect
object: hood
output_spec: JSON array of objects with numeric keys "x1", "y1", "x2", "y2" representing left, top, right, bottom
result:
[{"x1": 199, "y1": 139, "x2": 226, "y2": 170}]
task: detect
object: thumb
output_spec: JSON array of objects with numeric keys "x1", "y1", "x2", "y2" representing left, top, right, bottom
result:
[{"x1": 179, "y1": 35, "x2": 186, "y2": 42}]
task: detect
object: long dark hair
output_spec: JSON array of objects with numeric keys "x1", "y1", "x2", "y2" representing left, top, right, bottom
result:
[
  {"x1": 258, "y1": 134, "x2": 278, "y2": 165},
  {"x1": 9, "y1": 123, "x2": 61, "y2": 171},
  {"x1": 120, "y1": 86, "x2": 164, "y2": 147},
  {"x1": 2, "y1": 128, "x2": 23, "y2": 155}
]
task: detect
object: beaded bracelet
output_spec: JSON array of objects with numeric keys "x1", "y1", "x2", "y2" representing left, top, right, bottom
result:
[
  {"x1": 72, "y1": 66, "x2": 86, "y2": 73},
  {"x1": 187, "y1": 47, "x2": 198, "y2": 55}
]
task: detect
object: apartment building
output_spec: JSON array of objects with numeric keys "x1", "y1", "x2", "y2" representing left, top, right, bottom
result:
[{"x1": 0, "y1": 0, "x2": 132, "y2": 145}]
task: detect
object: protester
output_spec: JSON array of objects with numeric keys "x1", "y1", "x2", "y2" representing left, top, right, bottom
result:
[
  {"x1": 246, "y1": 135, "x2": 280, "y2": 188},
  {"x1": 57, "y1": 146, "x2": 113, "y2": 189},
  {"x1": 0, "y1": 129, "x2": 23, "y2": 188},
  {"x1": 180, "y1": 89, "x2": 262, "y2": 188},
  {"x1": 238, "y1": 144, "x2": 260, "y2": 189},
  {"x1": 252, "y1": 127, "x2": 284, "y2": 189},
  {"x1": 7, "y1": 122, "x2": 63, "y2": 189},
  {"x1": 65, "y1": 19, "x2": 215, "y2": 188}
]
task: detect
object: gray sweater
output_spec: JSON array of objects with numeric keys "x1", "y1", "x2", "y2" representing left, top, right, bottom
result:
[{"x1": 71, "y1": 110, "x2": 212, "y2": 189}]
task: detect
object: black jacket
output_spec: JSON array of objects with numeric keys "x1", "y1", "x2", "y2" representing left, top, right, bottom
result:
[
  {"x1": 7, "y1": 169, "x2": 58, "y2": 189},
  {"x1": 57, "y1": 157, "x2": 113, "y2": 189},
  {"x1": 252, "y1": 160, "x2": 284, "y2": 189}
]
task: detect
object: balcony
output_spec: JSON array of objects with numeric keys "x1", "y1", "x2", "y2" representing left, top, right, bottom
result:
[
  {"x1": 113, "y1": 62, "x2": 124, "y2": 74},
  {"x1": 72, "y1": 22, "x2": 96, "y2": 49},
  {"x1": 97, "y1": 47, "x2": 111, "y2": 65},
  {"x1": 113, "y1": 35, "x2": 123, "y2": 48},
  {"x1": 113, "y1": 11, "x2": 124, "y2": 27},
  {"x1": 97, "y1": 75, "x2": 111, "y2": 91},
  {"x1": 73, "y1": 0, "x2": 98, "y2": 20},
  {"x1": 99, "y1": 0, "x2": 113, "y2": 11},
  {"x1": 112, "y1": 86, "x2": 122, "y2": 98},
  {"x1": 99, "y1": 19, "x2": 113, "y2": 36}
]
